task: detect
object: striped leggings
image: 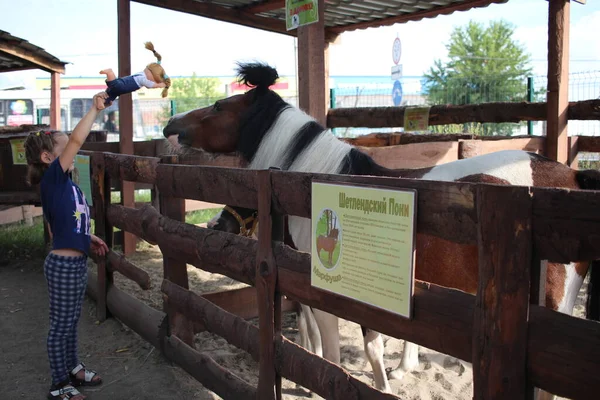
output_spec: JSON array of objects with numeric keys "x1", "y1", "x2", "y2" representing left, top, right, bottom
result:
[{"x1": 44, "y1": 252, "x2": 88, "y2": 385}]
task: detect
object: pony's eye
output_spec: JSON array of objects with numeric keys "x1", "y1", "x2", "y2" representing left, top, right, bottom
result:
[{"x1": 214, "y1": 102, "x2": 221, "y2": 111}]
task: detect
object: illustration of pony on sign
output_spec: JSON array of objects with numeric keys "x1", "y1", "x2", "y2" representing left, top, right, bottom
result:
[{"x1": 315, "y1": 208, "x2": 342, "y2": 269}]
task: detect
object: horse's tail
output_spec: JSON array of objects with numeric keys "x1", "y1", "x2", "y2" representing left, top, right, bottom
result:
[
  {"x1": 575, "y1": 169, "x2": 600, "y2": 190},
  {"x1": 587, "y1": 261, "x2": 600, "y2": 321}
]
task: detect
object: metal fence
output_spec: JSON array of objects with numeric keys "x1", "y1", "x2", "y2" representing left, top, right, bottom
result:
[{"x1": 105, "y1": 71, "x2": 600, "y2": 141}]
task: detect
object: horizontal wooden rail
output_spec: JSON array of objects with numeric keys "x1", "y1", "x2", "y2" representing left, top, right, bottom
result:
[
  {"x1": 327, "y1": 99, "x2": 600, "y2": 128},
  {"x1": 270, "y1": 170, "x2": 478, "y2": 245},
  {"x1": 577, "y1": 135, "x2": 600, "y2": 153},
  {"x1": 341, "y1": 132, "x2": 542, "y2": 147},
  {"x1": 89, "y1": 250, "x2": 150, "y2": 290},
  {"x1": 531, "y1": 187, "x2": 600, "y2": 262},
  {"x1": 527, "y1": 305, "x2": 600, "y2": 399},
  {"x1": 104, "y1": 153, "x2": 160, "y2": 184},
  {"x1": 162, "y1": 279, "x2": 399, "y2": 400},
  {"x1": 155, "y1": 164, "x2": 259, "y2": 209},
  {"x1": 106, "y1": 204, "x2": 258, "y2": 286},
  {"x1": 85, "y1": 274, "x2": 257, "y2": 399}
]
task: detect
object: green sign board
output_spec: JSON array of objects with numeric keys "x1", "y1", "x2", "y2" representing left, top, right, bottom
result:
[
  {"x1": 286, "y1": 0, "x2": 319, "y2": 31},
  {"x1": 311, "y1": 181, "x2": 417, "y2": 318},
  {"x1": 10, "y1": 138, "x2": 26, "y2": 165},
  {"x1": 73, "y1": 154, "x2": 93, "y2": 206}
]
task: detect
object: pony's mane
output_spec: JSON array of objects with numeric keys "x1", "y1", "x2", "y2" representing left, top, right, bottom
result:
[
  {"x1": 235, "y1": 62, "x2": 279, "y2": 91},
  {"x1": 234, "y1": 61, "x2": 398, "y2": 177}
]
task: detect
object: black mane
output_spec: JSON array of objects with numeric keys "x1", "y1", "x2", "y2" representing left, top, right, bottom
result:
[
  {"x1": 236, "y1": 62, "x2": 290, "y2": 162},
  {"x1": 235, "y1": 62, "x2": 279, "y2": 91}
]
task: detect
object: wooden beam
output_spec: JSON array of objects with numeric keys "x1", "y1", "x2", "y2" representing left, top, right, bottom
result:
[
  {"x1": 474, "y1": 186, "x2": 533, "y2": 399},
  {"x1": 133, "y1": 0, "x2": 294, "y2": 38},
  {"x1": 0, "y1": 45, "x2": 65, "y2": 74},
  {"x1": 118, "y1": 0, "x2": 137, "y2": 256},
  {"x1": 546, "y1": 0, "x2": 570, "y2": 164},
  {"x1": 50, "y1": 72, "x2": 61, "y2": 130},
  {"x1": 328, "y1": 0, "x2": 505, "y2": 35},
  {"x1": 297, "y1": 0, "x2": 327, "y2": 127},
  {"x1": 327, "y1": 99, "x2": 600, "y2": 128},
  {"x1": 241, "y1": 0, "x2": 283, "y2": 14}
]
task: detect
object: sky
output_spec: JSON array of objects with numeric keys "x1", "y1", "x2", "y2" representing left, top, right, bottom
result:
[{"x1": 1, "y1": 0, "x2": 599, "y2": 89}]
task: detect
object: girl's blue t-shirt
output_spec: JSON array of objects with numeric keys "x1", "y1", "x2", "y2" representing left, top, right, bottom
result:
[{"x1": 40, "y1": 158, "x2": 91, "y2": 255}]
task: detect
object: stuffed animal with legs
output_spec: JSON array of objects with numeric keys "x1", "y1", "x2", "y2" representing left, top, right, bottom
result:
[{"x1": 99, "y1": 42, "x2": 171, "y2": 105}]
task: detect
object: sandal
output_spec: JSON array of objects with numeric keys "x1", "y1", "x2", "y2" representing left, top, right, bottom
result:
[
  {"x1": 69, "y1": 362, "x2": 103, "y2": 387},
  {"x1": 47, "y1": 382, "x2": 84, "y2": 400}
]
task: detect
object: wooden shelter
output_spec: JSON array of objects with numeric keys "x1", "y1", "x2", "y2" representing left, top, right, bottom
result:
[
  {"x1": 113, "y1": 0, "x2": 584, "y2": 254},
  {"x1": 0, "y1": 30, "x2": 67, "y2": 130}
]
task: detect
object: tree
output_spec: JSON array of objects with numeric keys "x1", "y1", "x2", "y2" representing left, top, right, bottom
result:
[
  {"x1": 160, "y1": 73, "x2": 226, "y2": 124},
  {"x1": 422, "y1": 20, "x2": 533, "y2": 135}
]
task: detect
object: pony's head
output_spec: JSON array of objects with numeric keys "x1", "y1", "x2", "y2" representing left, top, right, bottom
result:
[{"x1": 163, "y1": 62, "x2": 283, "y2": 160}]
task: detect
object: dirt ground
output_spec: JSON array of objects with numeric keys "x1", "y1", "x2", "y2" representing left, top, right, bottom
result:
[{"x1": 0, "y1": 257, "x2": 219, "y2": 400}]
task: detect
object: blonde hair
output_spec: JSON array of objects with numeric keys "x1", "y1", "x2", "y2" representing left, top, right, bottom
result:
[
  {"x1": 23, "y1": 130, "x2": 67, "y2": 186},
  {"x1": 144, "y1": 41, "x2": 171, "y2": 98}
]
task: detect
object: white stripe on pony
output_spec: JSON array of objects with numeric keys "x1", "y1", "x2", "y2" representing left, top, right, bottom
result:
[{"x1": 248, "y1": 106, "x2": 352, "y2": 362}]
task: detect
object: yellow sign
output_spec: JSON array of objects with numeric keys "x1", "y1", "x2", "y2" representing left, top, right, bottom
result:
[
  {"x1": 404, "y1": 106, "x2": 431, "y2": 132},
  {"x1": 311, "y1": 181, "x2": 417, "y2": 318},
  {"x1": 10, "y1": 139, "x2": 26, "y2": 165}
]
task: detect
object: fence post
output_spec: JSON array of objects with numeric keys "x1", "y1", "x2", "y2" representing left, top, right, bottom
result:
[
  {"x1": 170, "y1": 100, "x2": 177, "y2": 117},
  {"x1": 472, "y1": 185, "x2": 533, "y2": 400},
  {"x1": 527, "y1": 77, "x2": 534, "y2": 135},
  {"x1": 255, "y1": 169, "x2": 283, "y2": 400},
  {"x1": 91, "y1": 152, "x2": 113, "y2": 321},
  {"x1": 159, "y1": 155, "x2": 194, "y2": 346}
]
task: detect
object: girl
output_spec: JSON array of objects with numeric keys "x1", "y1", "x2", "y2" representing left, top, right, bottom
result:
[{"x1": 25, "y1": 92, "x2": 110, "y2": 400}]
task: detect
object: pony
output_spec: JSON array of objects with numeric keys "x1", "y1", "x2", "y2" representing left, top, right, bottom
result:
[
  {"x1": 317, "y1": 228, "x2": 339, "y2": 266},
  {"x1": 164, "y1": 62, "x2": 600, "y2": 396}
]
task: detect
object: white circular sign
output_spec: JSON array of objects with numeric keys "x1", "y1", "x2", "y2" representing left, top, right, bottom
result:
[{"x1": 392, "y1": 37, "x2": 401, "y2": 65}]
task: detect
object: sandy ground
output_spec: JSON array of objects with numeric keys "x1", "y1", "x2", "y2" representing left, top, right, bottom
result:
[{"x1": 1, "y1": 244, "x2": 587, "y2": 399}]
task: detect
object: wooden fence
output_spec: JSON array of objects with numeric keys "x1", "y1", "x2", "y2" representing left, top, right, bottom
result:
[{"x1": 86, "y1": 150, "x2": 600, "y2": 400}]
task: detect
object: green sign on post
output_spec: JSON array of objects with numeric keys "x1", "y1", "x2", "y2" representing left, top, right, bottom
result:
[
  {"x1": 286, "y1": 0, "x2": 319, "y2": 31},
  {"x1": 311, "y1": 181, "x2": 417, "y2": 319},
  {"x1": 10, "y1": 139, "x2": 27, "y2": 165},
  {"x1": 73, "y1": 154, "x2": 93, "y2": 206}
]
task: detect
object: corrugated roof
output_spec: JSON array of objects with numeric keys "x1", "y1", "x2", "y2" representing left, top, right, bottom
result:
[
  {"x1": 134, "y1": 0, "x2": 508, "y2": 41},
  {"x1": 0, "y1": 30, "x2": 67, "y2": 74}
]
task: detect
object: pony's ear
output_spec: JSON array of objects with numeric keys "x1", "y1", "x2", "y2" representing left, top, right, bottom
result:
[{"x1": 235, "y1": 62, "x2": 279, "y2": 89}]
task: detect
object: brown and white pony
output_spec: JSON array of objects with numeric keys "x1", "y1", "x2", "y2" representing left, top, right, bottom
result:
[{"x1": 163, "y1": 62, "x2": 600, "y2": 395}]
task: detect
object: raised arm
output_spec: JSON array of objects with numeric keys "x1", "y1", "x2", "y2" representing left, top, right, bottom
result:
[{"x1": 59, "y1": 92, "x2": 109, "y2": 172}]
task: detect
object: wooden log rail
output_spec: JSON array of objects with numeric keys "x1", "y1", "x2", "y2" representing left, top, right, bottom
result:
[
  {"x1": 89, "y1": 250, "x2": 151, "y2": 290},
  {"x1": 85, "y1": 274, "x2": 257, "y2": 399},
  {"x1": 103, "y1": 199, "x2": 600, "y2": 400},
  {"x1": 162, "y1": 279, "x2": 399, "y2": 400},
  {"x1": 104, "y1": 161, "x2": 600, "y2": 263},
  {"x1": 327, "y1": 99, "x2": 600, "y2": 128}
]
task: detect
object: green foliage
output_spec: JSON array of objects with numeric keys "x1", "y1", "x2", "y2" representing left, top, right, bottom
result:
[
  {"x1": 423, "y1": 20, "x2": 533, "y2": 135},
  {"x1": 161, "y1": 74, "x2": 226, "y2": 123},
  {"x1": 0, "y1": 219, "x2": 46, "y2": 264}
]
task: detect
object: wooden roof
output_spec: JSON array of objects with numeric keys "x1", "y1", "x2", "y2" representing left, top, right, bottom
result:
[
  {"x1": 133, "y1": 0, "x2": 508, "y2": 41},
  {"x1": 0, "y1": 30, "x2": 67, "y2": 74}
]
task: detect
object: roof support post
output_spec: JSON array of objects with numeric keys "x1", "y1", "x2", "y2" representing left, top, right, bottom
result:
[
  {"x1": 118, "y1": 0, "x2": 137, "y2": 255},
  {"x1": 297, "y1": 0, "x2": 327, "y2": 127},
  {"x1": 546, "y1": 0, "x2": 570, "y2": 164},
  {"x1": 50, "y1": 71, "x2": 61, "y2": 130}
]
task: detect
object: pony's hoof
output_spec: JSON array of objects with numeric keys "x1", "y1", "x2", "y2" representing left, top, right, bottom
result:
[{"x1": 388, "y1": 368, "x2": 408, "y2": 381}]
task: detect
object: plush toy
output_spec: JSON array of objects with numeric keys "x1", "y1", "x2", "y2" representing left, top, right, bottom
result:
[{"x1": 99, "y1": 42, "x2": 171, "y2": 105}]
